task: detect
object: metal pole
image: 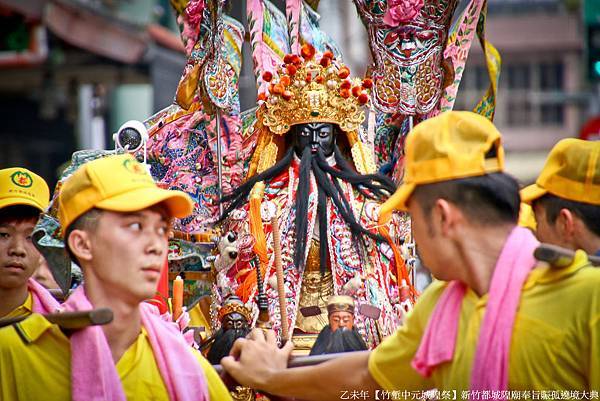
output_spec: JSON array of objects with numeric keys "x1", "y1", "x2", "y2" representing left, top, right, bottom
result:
[{"x1": 216, "y1": 110, "x2": 224, "y2": 216}]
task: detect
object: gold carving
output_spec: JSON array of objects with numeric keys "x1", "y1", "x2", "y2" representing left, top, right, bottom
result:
[
  {"x1": 230, "y1": 386, "x2": 256, "y2": 401},
  {"x1": 261, "y1": 58, "x2": 366, "y2": 136}
]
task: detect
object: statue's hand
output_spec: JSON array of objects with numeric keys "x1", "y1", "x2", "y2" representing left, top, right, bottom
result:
[{"x1": 214, "y1": 231, "x2": 239, "y2": 272}]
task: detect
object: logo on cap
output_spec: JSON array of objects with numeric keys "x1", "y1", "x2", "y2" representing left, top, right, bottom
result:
[
  {"x1": 10, "y1": 171, "x2": 33, "y2": 188},
  {"x1": 123, "y1": 159, "x2": 147, "y2": 176}
]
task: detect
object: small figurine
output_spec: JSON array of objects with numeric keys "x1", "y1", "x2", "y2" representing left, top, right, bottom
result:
[
  {"x1": 205, "y1": 295, "x2": 252, "y2": 364},
  {"x1": 309, "y1": 295, "x2": 368, "y2": 355}
]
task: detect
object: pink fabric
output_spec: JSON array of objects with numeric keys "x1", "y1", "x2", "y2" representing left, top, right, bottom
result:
[
  {"x1": 412, "y1": 227, "x2": 539, "y2": 394},
  {"x1": 411, "y1": 280, "x2": 466, "y2": 377},
  {"x1": 285, "y1": 0, "x2": 301, "y2": 53},
  {"x1": 27, "y1": 278, "x2": 60, "y2": 314},
  {"x1": 63, "y1": 287, "x2": 209, "y2": 401},
  {"x1": 383, "y1": 0, "x2": 424, "y2": 26}
]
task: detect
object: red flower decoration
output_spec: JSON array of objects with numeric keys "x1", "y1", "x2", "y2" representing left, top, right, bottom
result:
[
  {"x1": 319, "y1": 57, "x2": 331, "y2": 67},
  {"x1": 283, "y1": 54, "x2": 294, "y2": 64},
  {"x1": 272, "y1": 84, "x2": 284, "y2": 95},
  {"x1": 280, "y1": 76, "x2": 291, "y2": 86},
  {"x1": 262, "y1": 71, "x2": 273, "y2": 82},
  {"x1": 352, "y1": 86, "x2": 362, "y2": 98},
  {"x1": 362, "y1": 78, "x2": 374, "y2": 89},
  {"x1": 383, "y1": 0, "x2": 424, "y2": 27},
  {"x1": 340, "y1": 89, "x2": 351, "y2": 99},
  {"x1": 322, "y1": 50, "x2": 334, "y2": 60},
  {"x1": 257, "y1": 92, "x2": 267, "y2": 102},
  {"x1": 338, "y1": 66, "x2": 350, "y2": 79},
  {"x1": 358, "y1": 93, "x2": 369, "y2": 105},
  {"x1": 316, "y1": 76, "x2": 324, "y2": 84},
  {"x1": 301, "y1": 43, "x2": 316, "y2": 60},
  {"x1": 286, "y1": 64, "x2": 297, "y2": 76},
  {"x1": 340, "y1": 80, "x2": 352, "y2": 90}
]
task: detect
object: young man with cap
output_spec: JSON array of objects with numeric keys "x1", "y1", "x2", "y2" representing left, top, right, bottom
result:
[
  {"x1": 0, "y1": 167, "x2": 58, "y2": 319},
  {"x1": 220, "y1": 111, "x2": 600, "y2": 398},
  {"x1": 521, "y1": 138, "x2": 600, "y2": 257},
  {"x1": 0, "y1": 154, "x2": 232, "y2": 401}
]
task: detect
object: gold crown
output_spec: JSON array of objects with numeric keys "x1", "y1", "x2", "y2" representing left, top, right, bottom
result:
[
  {"x1": 218, "y1": 297, "x2": 253, "y2": 324},
  {"x1": 258, "y1": 44, "x2": 373, "y2": 136}
]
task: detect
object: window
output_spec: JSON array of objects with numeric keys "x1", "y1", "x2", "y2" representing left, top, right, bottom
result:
[
  {"x1": 507, "y1": 99, "x2": 533, "y2": 126},
  {"x1": 539, "y1": 62, "x2": 564, "y2": 90},
  {"x1": 540, "y1": 103, "x2": 564, "y2": 125},
  {"x1": 507, "y1": 64, "x2": 531, "y2": 89}
]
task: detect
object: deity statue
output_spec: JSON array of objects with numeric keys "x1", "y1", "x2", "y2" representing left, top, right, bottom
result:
[
  {"x1": 205, "y1": 295, "x2": 252, "y2": 364},
  {"x1": 354, "y1": 0, "x2": 459, "y2": 117},
  {"x1": 353, "y1": 0, "x2": 499, "y2": 184},
  {"x1": 309, "y1": 295, "x2": 368, "y2": 355},
  {"x1": 213, "y1": 44, "x2": 415, "y2": 350}
]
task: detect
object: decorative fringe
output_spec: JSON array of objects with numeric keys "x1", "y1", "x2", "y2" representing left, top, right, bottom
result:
[
  {"x1": 378, "y1": 224, "x2": 417, "y2": 302},
  {"x1": 236, "y1": 191, "x2": 270, "y2": 303},
  {"x1": 367, "y1": 106, "x2": 376, "y2": 154},
  {"x1": 237, "y1": 135, "x2": 278, "y2": 302}
]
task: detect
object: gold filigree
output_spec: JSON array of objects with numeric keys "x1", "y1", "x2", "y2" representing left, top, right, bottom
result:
[
  {"x1": 351, "y1": 141, "x2": 377, "y2": 175},
  {"x1": 230, "y1": 386, "x2": 256, "y2": 401},
  {"x1": 217, "y1": 302, "x2": 253, "y2": 324},
  {"x1": 260, "y1": 49, "x2": 369, "y2": 136}
]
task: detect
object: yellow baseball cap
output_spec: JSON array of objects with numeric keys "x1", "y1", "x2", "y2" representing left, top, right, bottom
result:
[
  {"x1": 0, "y1": 167, "x2": 50, "y2": 212},
  {"x1": 379, "y1": 111, "x2": 504, "y2": 222},
  {"x1": 518, "y1": 202, "x2": 537, "y2": 231},
  {"x1": 58, "y1": 154, "x2": 193, "y2": 230},
  {"x1": 521, "y1": 138, "x2": 600, "y2": 206}
]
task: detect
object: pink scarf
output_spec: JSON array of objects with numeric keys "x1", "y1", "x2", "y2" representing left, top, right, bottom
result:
[
  {"x1": 62, "y1": 286, "x2": 209, "y2": 401},
  {"x1": 27, "y1": 278, "x2": 60, "y2": 314},
  {"x1": 412, "y1": 226, "x2": 539, "y2": 394}
]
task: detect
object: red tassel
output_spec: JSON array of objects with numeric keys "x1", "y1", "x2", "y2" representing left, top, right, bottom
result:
[{"x1": 148, "y1": 258, "x2": 169, "y2": 314}]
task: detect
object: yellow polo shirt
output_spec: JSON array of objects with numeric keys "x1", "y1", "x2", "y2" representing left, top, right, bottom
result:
[
  {"x1": 369, "y1": 250, "x2": 600, "y2": 392},
  {"x1": 0, "y1": 314, "x2": 232, "y2": 401},
  {"x1": 3, "y1": 292, "x2": 33, "y2": 319}
]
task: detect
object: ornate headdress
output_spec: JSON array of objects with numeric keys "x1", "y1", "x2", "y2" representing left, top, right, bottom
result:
[
  {"x1": 248, "y1": 43, "x2": 377, "y2": 178},
  {"x1": 217, "y1": 295, "x2": 253, "y2": 324},
  {"x1": 259, "y1": 46, "x2": 370, "y2": 135},
  {"x1": 326, "y1": 295, "x2": 355, "y2": 315}
]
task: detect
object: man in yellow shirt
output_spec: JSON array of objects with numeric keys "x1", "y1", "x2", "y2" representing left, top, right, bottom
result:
[
  {"x1": 220, "y1": 111, "x2": 600, "y2": 398},
  {"x1": 521, "y1": 138, "x2": 600, "y2": 258},
  {"x1": 0, "y1": 154, "x2": 232, "y2": 401},
  {"x1": 0, "y1": 167, "x2": 54, "y2": 319}
]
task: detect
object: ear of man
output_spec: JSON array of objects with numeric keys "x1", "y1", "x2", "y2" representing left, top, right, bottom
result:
[
  {"x1": 556, "y1": 208, "x2": 575, "y2": 240},
  {"x1": 433, "y1": 198, "x2": 464, "y2": 238},
  {"x1": 67, "y1": 229, "x2": 93, "y2": 264}
]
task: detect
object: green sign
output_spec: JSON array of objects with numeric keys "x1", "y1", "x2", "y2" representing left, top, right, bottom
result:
[{"x1": 585, "y1": 0, "x2": 600, "y2": 25}]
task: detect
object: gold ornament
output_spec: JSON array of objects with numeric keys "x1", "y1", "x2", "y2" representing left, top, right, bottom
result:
[
  {"x1": 217, "y1": 301, "x2": 253, "y2": 324},
  {"x1": 260, "y1": 45, "x2": 370, "y2": 136}
]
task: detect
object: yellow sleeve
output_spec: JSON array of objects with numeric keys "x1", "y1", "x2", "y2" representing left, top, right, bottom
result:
[
  {"x1": 368, "y1": 281, "x2": 447, "y2": 391},
  {"x1": 192, "y1": 349, "x2": 234, "y2": 401},
  {"x1": 591, "y1": 314, "x2": 600, "y2": 391},
  {"x1": 189, "y1": 302, "x2": 213, "y2": 338}
]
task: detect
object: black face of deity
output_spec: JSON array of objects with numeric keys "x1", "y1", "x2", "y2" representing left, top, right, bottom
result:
[
  {"x1": 291, "y1": 123, "x2": 336, "y2": 157},
  {"x1": 222, "y1": 312, "x2": 249, "y2": 331}
]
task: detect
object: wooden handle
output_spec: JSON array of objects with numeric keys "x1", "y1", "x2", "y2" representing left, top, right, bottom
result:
[
  {"x1": 213, "y1": 350, "x2": 368, "y2": 375},
  {"x1": 0, "y1": 308, "x2": 113, "y2": 329},
  {"x1": 534, "y1": 243, "x2": 600, "y2": 268}
]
